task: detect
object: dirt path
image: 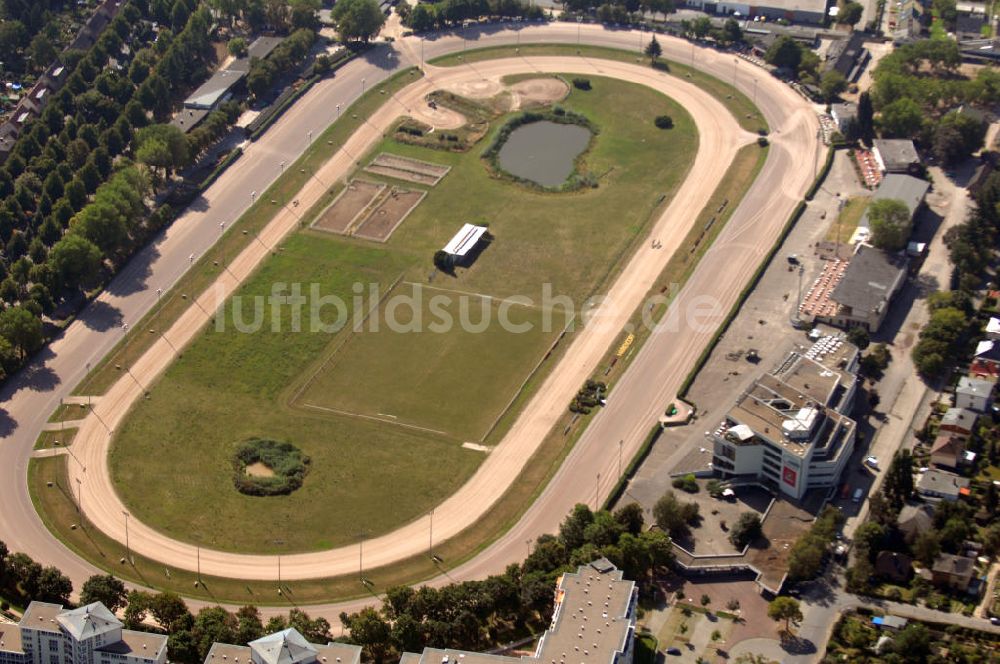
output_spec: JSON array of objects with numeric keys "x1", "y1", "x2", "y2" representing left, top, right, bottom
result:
[{"x1": 67, "y1": 56, "x2": 804, "y2": 581}]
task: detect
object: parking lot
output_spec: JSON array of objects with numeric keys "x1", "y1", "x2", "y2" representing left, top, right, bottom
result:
[{"x1": 624, "y1": 150, "x2": 870, "y2": 509}]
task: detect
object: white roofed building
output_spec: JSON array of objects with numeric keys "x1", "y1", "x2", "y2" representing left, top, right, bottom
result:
[
  {"x1": 710, "y1": 335, "x2": 860, "y2": 499},
  {"x1": 8, "y1": 602, "x2": 166, "y2": 664},
  {"x1": 438, "y1": 224, "x2": 491, "y2": 268}
]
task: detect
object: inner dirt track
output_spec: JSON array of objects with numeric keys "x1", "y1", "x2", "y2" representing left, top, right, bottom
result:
[{"x1": 0, "y1": 23, "x2": 820, "y2": 618}]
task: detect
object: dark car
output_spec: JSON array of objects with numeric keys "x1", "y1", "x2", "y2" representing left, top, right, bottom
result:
[{"x1": 665, "y1": 647, "x2": 682, "y2": 656}]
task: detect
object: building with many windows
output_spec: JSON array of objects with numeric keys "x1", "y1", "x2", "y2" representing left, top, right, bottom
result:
[
  {"x1": 710, "y1": 336, "x2": 859, "y2": 500},
  {"x1": 1, "y1": 602, "x2": 166, "y2": 664},
  {"x1": 398, "y1": 559, "x2": 637, "y2": 664}
]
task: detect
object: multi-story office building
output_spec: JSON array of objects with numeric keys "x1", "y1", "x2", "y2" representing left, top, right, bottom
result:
[{"x1": 710, "y1": 336, "x2": 859, "y2": 500}]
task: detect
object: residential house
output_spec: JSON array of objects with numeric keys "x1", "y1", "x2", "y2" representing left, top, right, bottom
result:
[
  {"x1": 875, "y1": 551, "x2": 914, "y2": 583},
  {"x1": 830, "y1": 102, "x2": 858, "y2": 135},
  {"x1": 986, "y1": 316, "x2": 1000, "y2": 340},
  {"x1": 970, "y1": 339, "x2": 1000, "y2": 379},
  {"x1": 897, "y1": 503, "x2": 934, "y2": 543},
  {"x1": 893, "y1": 0, "x2": 924, "y2": 44},
  {"x1": 939, "y1": 407, "x2": 977, "y2": 437},
  {"x1": 956, "y1": 376, "x2": 994, "y2": 412},
  {"x1": 930, "y1": 434, "x2": 967, "y2": 469},
  {"x1": 931, "y1": 553, "x2": 976, "y2": 592},
  {"x1": 917, "y1": 468, "x2": 970, "y2": 501}
]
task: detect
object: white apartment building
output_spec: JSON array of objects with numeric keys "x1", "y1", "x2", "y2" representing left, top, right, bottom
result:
[
  {"x1": 710, "y1": 336, "x2": 859, "y2": 500},
  {"x1": 2, "y1": 602, "x2": 166, "y2": 664}
]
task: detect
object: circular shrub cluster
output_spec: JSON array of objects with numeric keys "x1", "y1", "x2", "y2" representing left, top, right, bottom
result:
[
  {"x1": 654, "y1": 115, "x2": 674, "y2": 129},
  {"x1": 232, "y1": 438, "x2": 310, "y2": 496}
]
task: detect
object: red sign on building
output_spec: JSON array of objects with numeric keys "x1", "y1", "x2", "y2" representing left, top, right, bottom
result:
[{"x1": 782, "y1": 466, "x2": 797, "y2": 487}]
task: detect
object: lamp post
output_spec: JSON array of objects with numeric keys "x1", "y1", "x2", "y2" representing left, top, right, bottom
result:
[
  {"x1": 428, "y1": 509, "x2": 433, "y2": 557},
  {"x1": 76, "y1": 478, "x2": 83, "y2": 517},
  {"x1": 595, "y1": 472, "x2": 601, "y2": 510},
  {"x1": 618, "y1": 439, "x2": 623, "y2": 480},
  {"x1": 250, "y1": 190, "x2": 256, "y2": 206},
  {"x1": 577, "y1": 17, "x2": 583, "y2": 46},
  {"x1": 336, "y1": 103, "x2": 341, "y2": 120},
  {"x1": 361, "y1": 78, "x2": 366, "y2": 96}
]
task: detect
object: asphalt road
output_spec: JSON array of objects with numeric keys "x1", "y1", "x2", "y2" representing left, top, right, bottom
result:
[{"x1": 0, "y1": 22, "x2": 818, "y2": 621}]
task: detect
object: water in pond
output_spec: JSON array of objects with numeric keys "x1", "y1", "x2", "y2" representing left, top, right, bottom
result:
[{"x1": 497, "y1": 121, "x2": 591, "y2": 187}]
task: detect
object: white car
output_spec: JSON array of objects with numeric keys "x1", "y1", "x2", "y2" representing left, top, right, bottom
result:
[{"x1": 864, "y1": 456, "x2": 879, "y2": 469}]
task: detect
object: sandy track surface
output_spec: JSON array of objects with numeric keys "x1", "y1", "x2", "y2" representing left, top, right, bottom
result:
[
  {"x1": 67, "y1": 56, "x2": 760, "y2": 580},
  {"x1": 408, "y1": 100, "x2": 467, "y2": 129},
  {"x1": 510, "y1": 77, "x2": 569, "y2": 107}
]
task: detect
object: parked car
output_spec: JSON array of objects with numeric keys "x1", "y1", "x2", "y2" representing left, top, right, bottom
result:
[
  {"x1": 664, "y1": 648, "x2": 682, "y2": 656},
  {"x1": 864, "y1": 455, "x2": 879, "y2": 469}
]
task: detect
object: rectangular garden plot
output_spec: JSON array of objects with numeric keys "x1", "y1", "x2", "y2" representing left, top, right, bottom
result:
[
  {"x1": 353, "y1": 188, "x2": 426, "y2": 242},
  {"x1": 364, "y1": 152, "x2": 451, "y2": 186},
  {"x1": 311, "y1": 179, "x2": 385, "y2": 234}
]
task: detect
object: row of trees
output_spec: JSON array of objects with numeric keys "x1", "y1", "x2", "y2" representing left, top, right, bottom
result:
[
  {"x1": 400, "y1": 0, "x2": 544, "y2": 34},
  {"x1": 339, "y1": 502, "x2": 673, "y2": 662},
  {"x1": 911, "y1": 287, "x2": 977, "y2": 378},
  {"x1": 206, "y1": 0, "x2": 321, "y2": 33},
  {"x1": 1, "y1": 539, "x2": 335, "y2": 664},
  {"x1": 0, "y1": 0, "x2": 222, "y2": 382},
  {"x1": 786, "y1": 506, "x2": 844, "y2": 584},
  {"x1": 245, "y1": 27, "x2": 317, "y2": 98}
]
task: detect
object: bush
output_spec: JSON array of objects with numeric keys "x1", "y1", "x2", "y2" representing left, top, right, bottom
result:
[
  {"x1": 572, "y1": 77, "x2": 591, "y2": 90},
  {"x1": 729, "y1": 512, "x2": 763, "y2": 548},
  {"x1": 232, "y1": 438, "x2": 310, "y2": 496},
  {"x1": 654, "y1": 115, "x2": 674, "y2": 129},
  {"x1": 671, "y1": 473, "x2": 699, "y2": 493},
  {"x1": 757, "y1": 136, "x2": 769, "y2": 147}
]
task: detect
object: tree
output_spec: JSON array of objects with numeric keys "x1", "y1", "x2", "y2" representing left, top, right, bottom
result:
[
  {"x1": 149, "y1": 592, "x2": 193, "y2": 632},
  {"x1": 0, "y1": 306, "x2": 42, "y2": 360},
  {"x1": 135, "y1": 124, "x2": 190, "y2": 177},
  {"x1": 893, "y1": 623, "x2": 932, "y2": 661},
  {"x1": 913, "y1": 530, "x2": 941, "y2": 566},
  {"x1": 80, "y1": 575, "x2": 127, "y2": 611},
  {"x1": 882, "y1": 450, "x2": 914, "y2": 512},
  {"x1": 847, "y1": 326, "x2": 870, "y2": 350},
  {"x1": 36, "y1": 566, "x2": 72, "y2": 604},
  {"x1": 837, "y1": 1, "x2": 864, "y2": 25},
  {"x1": 856, "y1": 91, "x2": 874, "y2": 144},
  {"x1": 653, "y1": 491, "x2": 699, "y2": 538},
  {"x1": 235, "y1": 606, "x2": 264, "y2": 645},
  {"x1": 227, "y1": 37, "x2": 248, "y2": 57},
  {"x1": 820, "y1": 70, "x2": 847, "y2": 103},
  {"x1": 765, "y1": 37, "x2": 803, "y2": 73},
  {"x1": 340, "y1": 607, "x2": 391, "y2": 662},
  {"x1": 644, "y1": 36, "x2": 662, "y2": 63},
  {"x1": 123, "y1": 591, "x2": 152, "y2": 629},
  {"x1": 50, "y1": 234, "x2": 104, "y2": 290},
  {"x1": 879, "y1": 98, "x2": 924, "y2": 138},
  {"x1": 332, "y1": 0, "x2": 386, "y2": 43},
  {"x1": 193, "y1": 607, "x2": 237, "y2": 660},
  {"x1": 868, "y1": 198, "x2": 912, "y2": 251},
  {"x1": 559, "y1": 504, "x2": 595, "y2": 551},
  {"x1": 721, "y1": 18, "x2": 742, "y2": 45},
  {"x1": 613, "y1": 502, "x2": 645, "y2": 535},
  {"x1": 691, "y1": 16, "x2": 712, "y2": 39},
  {"x1": 728, "y1": 512, "x2": 762, "y2": 548},
  {"x1": 767, "y1": 596, "x2": 802, "y2": 636},
  {"x1": 408, "y1": 4, "x2": 436, "y2": 32},
  {"x1": 5, "y1": 552, "x2": 42, "y2": 598}
]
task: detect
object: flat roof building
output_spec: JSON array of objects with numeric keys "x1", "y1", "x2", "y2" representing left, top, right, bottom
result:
[
  {"x1": 398, "y1": 559, "x2": 637, "y2": 664},
  {"x1": 826, "y1": 244, "x2": 908, "y2": 333},
  {"x1": 917, "y1": 468, "x2": 970, "y2": 501},
  {"x1": 681, "y1": 0, "x2": 829, "y2": 24},
  {"x1": 872, "y1": 139, "x2": 920, "y2": 174},
  {"x1": 710, "y1": 335, "x2": 860, "y2": 500},
  {"x1": 859, "y1": 174, "x2": 929, "y2": 231}
]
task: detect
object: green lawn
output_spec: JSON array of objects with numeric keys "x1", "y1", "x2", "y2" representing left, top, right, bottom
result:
[
  {"x1": 825, "y1": 195, "x2": 870, "y2": 243},
  {"x1": 296, "y1": 283, "x2": 560, "y2": 441},
  {"x1": 106, "y1": 75, "x2": 699, "y2": 555}
]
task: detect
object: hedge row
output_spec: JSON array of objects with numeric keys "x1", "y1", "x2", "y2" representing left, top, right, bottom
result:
[{"x1": 199, "y1": 148, "x2": 243, "y2": 192}]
